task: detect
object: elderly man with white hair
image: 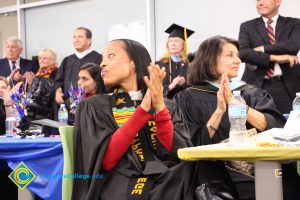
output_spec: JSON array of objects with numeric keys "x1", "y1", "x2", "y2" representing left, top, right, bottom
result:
[{"x1": 0, "y1": 36, "x2": 38, "y2": 84}]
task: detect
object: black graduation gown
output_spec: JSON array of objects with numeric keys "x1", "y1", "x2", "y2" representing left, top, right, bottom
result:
[
  {"x1": 54, "y1": 51, "x2": 102, "y2": 95},
  {"x1": 174, "y1": 83, "x2": 286, "y2": 145},
  {"x1": 156, "y1": 60, "x2": 189, "y2": 99},
  {"x1": 174, "y1": 83, "x2": 286, "y2": 200},
  {"x1": 73, "y1": 94, "x2": 198, "y2": 200}
]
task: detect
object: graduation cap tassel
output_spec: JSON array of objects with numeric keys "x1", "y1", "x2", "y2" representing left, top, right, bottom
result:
[{"x1": 184, "y1": 27, "x2": 188, "y2": 55}]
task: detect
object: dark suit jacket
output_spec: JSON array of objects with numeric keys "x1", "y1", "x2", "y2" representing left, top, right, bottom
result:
[
  {"x1": 0, "y1": 57, "x2": 38, "y2": 78},
  {"x1": 239, "y1": 15, "x2": 300, "y2": 99}
]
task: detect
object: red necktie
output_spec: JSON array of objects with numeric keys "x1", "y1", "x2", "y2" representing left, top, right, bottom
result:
[{"x1": 265, "y1": 19, "x2": 275, "y2": 79}]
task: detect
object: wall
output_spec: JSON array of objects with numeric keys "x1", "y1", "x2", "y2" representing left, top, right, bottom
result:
[
  {"x1": 23, "y1": 0, "x2": 300, "y2": 63},
  {"x1": 0, "y1": 0, "x2": 17, "y2": 7},
  {"x1": 0, "y1": 15, "x2": 18, "y2": 57},
  {"x1": 24, "y1": 0, "x2": 147, "y2": 64}
]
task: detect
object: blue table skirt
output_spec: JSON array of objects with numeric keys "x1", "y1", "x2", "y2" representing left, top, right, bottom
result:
[{"x1": 0, "y1": 137, "x2": 63, "y2": 200}]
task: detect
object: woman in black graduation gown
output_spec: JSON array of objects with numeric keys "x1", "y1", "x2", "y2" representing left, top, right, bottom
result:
[
  {"x1": 156, "y1": 24, "x2": 194, "y2": 99},
  {"x1": 174, "y1": 36, "x2": 286, "y2": 200},
  {"x1": 73, "y1": 39, "x2": 203, "y2": 200}
]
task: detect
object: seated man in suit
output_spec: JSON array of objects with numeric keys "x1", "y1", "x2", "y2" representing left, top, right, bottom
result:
[{"x1": 0, "y1": 36, "x2": 38, "y2": 85}]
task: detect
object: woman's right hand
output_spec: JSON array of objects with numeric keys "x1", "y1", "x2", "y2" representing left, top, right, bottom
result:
[{"x1": 216, "y1": 74, "x2": 228, "y2": 114}]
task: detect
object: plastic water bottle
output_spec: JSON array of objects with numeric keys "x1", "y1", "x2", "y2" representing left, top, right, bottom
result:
[
  {"x1": 58, "y1": 104, "x2": 68, "y2": 126},
  {"x1": 11, "y1": 107, "x2": 20, "y2": 135},
  {"x1": 292, "y1": 92, "x2": 300, "y2": 111},
  {"x1": 5, "y1": 117, "x2": 15, "y2": 137},
  {"x1": 228, "y1": 90, "x2": 248, "y2": 144}
]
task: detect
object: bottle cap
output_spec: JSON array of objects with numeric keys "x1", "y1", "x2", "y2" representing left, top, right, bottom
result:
[
  {"x1": 296, "y1": 92, "x2": 300, "y2": 97},
  {"x1": 6, "y1": 117, "x2": 16, "y2": 121},
  {"x1": 233, "y1": 90, "x2": 241, "y2": 95}
]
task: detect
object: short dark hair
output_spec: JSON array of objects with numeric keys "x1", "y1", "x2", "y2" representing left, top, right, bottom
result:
[
  {"x1": 111, "y1": 39, "x2": 152, "y2": 93},
  {"x1": 188, "y1": 36, "x2": 239, "y2": 85},
  {"x1": 76, "y1": 27, "x2": 92, "y2": 39},
  {"x1": 79, "y1": 63, "x2": 105, "y2": 94}
]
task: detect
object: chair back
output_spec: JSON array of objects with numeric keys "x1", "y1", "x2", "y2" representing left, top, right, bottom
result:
[{"x1": 59, "y1": 126, "x2": 74, "y2": 200}]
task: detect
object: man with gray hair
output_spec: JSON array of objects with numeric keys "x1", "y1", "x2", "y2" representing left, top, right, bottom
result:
[{"x1": 0, "y1": 36, "x2": 38, "y2": 84}]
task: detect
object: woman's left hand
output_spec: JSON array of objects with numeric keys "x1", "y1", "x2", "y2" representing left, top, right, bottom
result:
[
  {"x1": 140, "y1": 89, "x2": 151, "y2": 112},
  {"x1": 144, "y1": 64, "x2": 166, "y2": 113},
  {"x1": 222, "y1": 73, "x2": 232, "y2": 104}
]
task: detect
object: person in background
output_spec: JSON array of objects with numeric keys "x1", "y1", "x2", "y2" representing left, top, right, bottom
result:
[
  {"x1": 174, "y1": 36, "x2": 286, "y2": 200},
  {"x1": 34, "y1": 48, "x2": 58, "y2": 80},
  {"x1": 24, "y1": 49, "x2": 58, "y2": 121},
  {"x1": 238, "y1": 0, "x2": 300, "y2": 114},
  {"x1": 1, "y1": 76, "x2": 24, "y2": 199},
  {"x1": 54, "y1": 27, "x2": 102, "y2": 106},
  {"x1": 0, "y1": 77, "x2": 22, "y2": 128},
  {"x1": 77, "y1": 63, "x2": 105, "y2": 97},
  {"x1": 67, "y1": 62, "x2": 105, "y2": 125},
  {"x1": 0, "y1": 77, "x2": 9, "y2": 98},
  {"x1": 0, "y1": 36, "x2": 38, "y2": 85},
  {"x1": 156, "y1": 24, "x2": 194, "y2": 99},
  {"x1": 0, "y1": 77, "x2": 10, "y2": 135}
]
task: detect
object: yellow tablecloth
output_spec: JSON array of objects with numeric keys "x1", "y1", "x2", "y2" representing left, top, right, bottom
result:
[{"x1": 178, "y1": 143, "x2": 300, "y2": 162}]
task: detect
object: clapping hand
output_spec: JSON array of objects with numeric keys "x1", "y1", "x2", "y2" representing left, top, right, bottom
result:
[
  {"x1": 216, "y1": 73, "x2": 231, "y2": 114},
  {"x1": 3, "y1": 82, "x2": 22, "y2": 106},
  {"x1": 141, "y1": 64, "x2": 166, "y2": 113},
  {"x1": 169, "y1": 76, "x2": 186, "y2": 91},
  {"x1": 10, "y1": 68, "x2": 23, "y2": 82}
]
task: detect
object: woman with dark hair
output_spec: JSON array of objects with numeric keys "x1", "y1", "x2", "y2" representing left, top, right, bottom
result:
[
  {"x1": 72, "y1": 39, "x2": 208, "y2": 199},
  {"x1": 77, "y1": 62, "x2": 105, "y2": 96},
  {"x1": 174, "y1": 36, "x2": 286, "y2": 200},
  {"x1": 67, "y1": 63, "x2": 105, "y2": 125}
]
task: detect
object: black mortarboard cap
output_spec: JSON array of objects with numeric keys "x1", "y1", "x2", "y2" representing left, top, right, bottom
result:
[{"x1": 165, "y1": 23, "x2": 194, "y2": 40}]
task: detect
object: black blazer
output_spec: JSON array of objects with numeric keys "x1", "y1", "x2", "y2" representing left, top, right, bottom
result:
[
  {"x1": 0, "y1": 57, "x2": 38, "y2": 78},
  {"x1": 239, "y1": 15, "x2": 300, "y2": 99}
]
